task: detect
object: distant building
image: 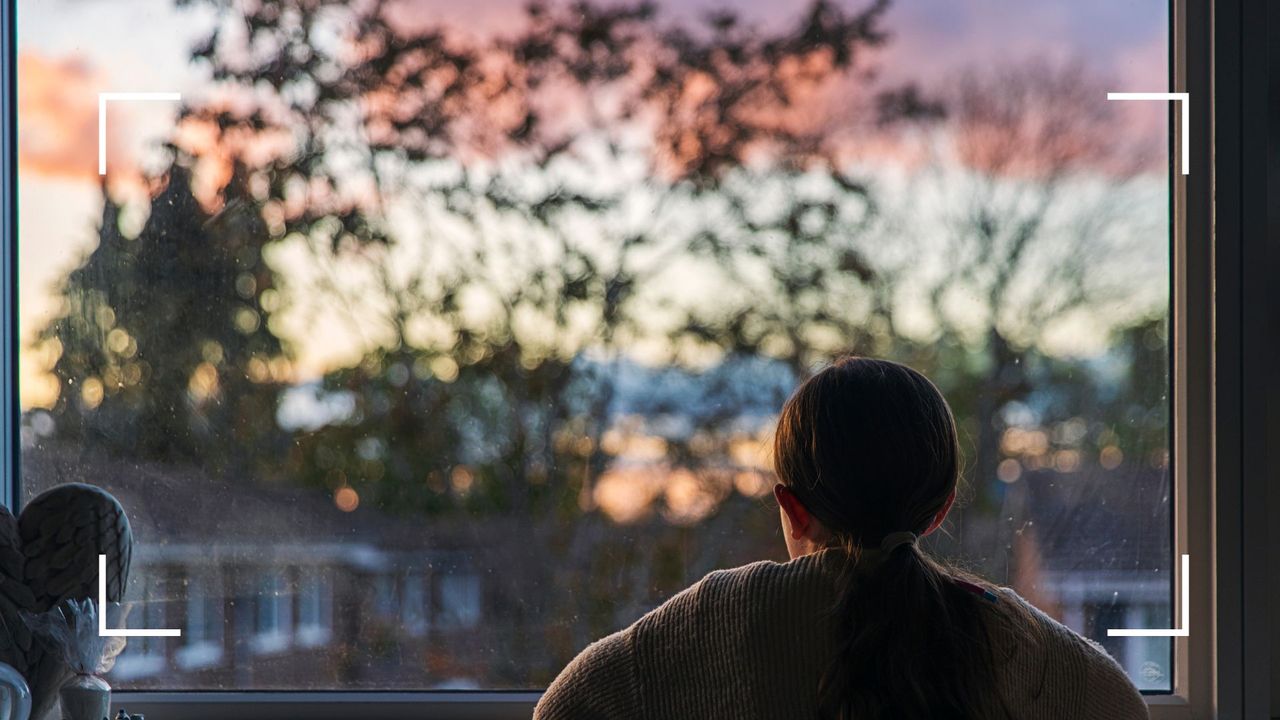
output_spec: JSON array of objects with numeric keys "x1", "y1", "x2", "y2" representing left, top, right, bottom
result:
[
  {"x1": 22, "y1": 422, "x2": 1173, "y2": 691},
  {"x1": 24, "y1": 448, "x2": 488, "y2": 689},
  {"x1": 1004, "y1": 465, "x2": 1173, "y2": 691}
]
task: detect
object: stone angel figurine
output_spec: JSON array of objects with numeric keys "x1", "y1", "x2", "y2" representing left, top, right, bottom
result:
[{"x1": 0, "y1": 484, "x2": 132, "y2": 720}]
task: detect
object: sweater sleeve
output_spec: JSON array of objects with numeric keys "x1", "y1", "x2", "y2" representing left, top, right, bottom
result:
[
  {"x1": 1079, "y1": 638, "x2": 1150, "y2": 720},
  {"x1": 989, "y1": 586, "x2": 1151, "y2": 720},
  {"x1": 534, "y1": 630, "x2": 642, "y2": 720}
]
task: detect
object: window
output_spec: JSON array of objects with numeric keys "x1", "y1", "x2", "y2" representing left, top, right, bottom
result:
[
  {"x1": 111, "y1": 571, "x2": 169, "y2": 681},
  {"x1": 252, "y1": 572, "x2": 292, "y2": 655},
  {"x1": 402, "y1": 572, "x2": 428, "y2": 637},
  {"x1": 176, "y1": 570, "x2": 224, "y2": 671},
  {"x1": 373, "y1": 574, "x2": 398, "y2": 620},
  {"x1": 438, "y1": 572, "x2": 483, "y2": 631},
  {"x1": 13, "y1": 0, "x2": 1192, "y2": 710},
  {"x1": 297, "y1": 569, "x2": 333, "y2": 648}
]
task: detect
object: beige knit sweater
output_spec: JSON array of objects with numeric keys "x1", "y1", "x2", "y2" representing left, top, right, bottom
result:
[{"x1": 535, "y1": 550, "x2": 1149, "y2": 719}]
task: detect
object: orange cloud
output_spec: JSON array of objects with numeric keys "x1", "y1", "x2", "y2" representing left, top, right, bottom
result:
[{"x1": 16, "y1": 51, "x2": 110, "y2": 180}]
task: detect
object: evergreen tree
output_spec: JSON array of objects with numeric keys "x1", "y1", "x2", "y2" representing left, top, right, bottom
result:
[{"x1": 41, "y1": 158, "x2": 285, "y2": 476}]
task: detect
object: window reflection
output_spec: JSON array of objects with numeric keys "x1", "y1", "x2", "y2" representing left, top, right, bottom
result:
[{"x1": 18, "y1": 0, "x2": 1171, "y2": 692}]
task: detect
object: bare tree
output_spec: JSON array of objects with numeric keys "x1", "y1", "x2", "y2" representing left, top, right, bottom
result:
[
  {"x1": 874, "y1": 61, "x2": 1167, "y2": 572},
  {"x1": 167, "y1": 0, "x2": 905, "y2": 681}
]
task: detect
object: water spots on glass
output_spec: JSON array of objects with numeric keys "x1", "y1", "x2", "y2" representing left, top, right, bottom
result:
[{"x1": 17, "y1": 0, "x2": 1171, "y2": 693}]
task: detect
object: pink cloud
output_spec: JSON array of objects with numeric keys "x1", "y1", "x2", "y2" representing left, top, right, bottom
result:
[{"x1": 17, "y1": 52, "x2": 106, "y2": 180}]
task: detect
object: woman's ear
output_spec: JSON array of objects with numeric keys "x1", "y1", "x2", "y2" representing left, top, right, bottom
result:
[
  {"x1": 774, "y1": 484, "x2": 813, "y2": 539},
  {"x1": 923, "y1": 488, "x2": 957, "y2": 537}
]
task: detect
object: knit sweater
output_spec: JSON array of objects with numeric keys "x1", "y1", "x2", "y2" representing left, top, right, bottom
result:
[{"x1": 535, "y1": 550, "x2": 1149, "y2": 719}]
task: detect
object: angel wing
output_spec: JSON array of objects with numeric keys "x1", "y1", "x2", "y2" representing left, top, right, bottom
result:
[
  {"x1": 0, "y1": 506, "x2": 35, "y2": 678},
  {"x1": 19, "y1": 483, "x2": 132, "y2": 610},
  {"x1": 13, "y1": 484, "x2": 133, "y2": 720}
]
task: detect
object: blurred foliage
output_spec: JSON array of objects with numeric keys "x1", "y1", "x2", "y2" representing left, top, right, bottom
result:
[
  {"x1": 33, "y1": 0, "x2": 1170, "y2": 685},
  {"x1": 40, "y1": 160, "x2": 285, "y2": 476}
]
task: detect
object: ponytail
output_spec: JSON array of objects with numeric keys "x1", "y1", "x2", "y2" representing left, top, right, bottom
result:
[
  {"x1": 818, "y1": 536, "x2": 1008, "y2": 720},
  {"x1": 772, "y1": 357, "x2": 1014, "y2": 720}
]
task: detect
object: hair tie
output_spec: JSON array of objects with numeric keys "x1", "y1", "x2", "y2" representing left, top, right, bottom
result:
[{"x1": 879, "y1": 531, "x2": 918, "y2": 553}]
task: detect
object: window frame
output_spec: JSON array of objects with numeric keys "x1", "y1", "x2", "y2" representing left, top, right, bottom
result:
[
  {"x1": 1, "y1": 0, "x2": 1261, "y2": 716},
  {"x1": 1208, "y1": 0, "x2": 1280, "y2": 716},
  {"x1": 1158, "y1": 0, "x2": 1210, "y2": 716}
]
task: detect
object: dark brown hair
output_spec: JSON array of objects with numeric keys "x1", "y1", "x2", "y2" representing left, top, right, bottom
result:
[{"x1": 773, "y1": 357, "x2": 1007, "y2": 720}]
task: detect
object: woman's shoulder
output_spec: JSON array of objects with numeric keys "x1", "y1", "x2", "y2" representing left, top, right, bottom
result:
[
  {"x1": 636, "y1": 552, "x2": 834, "y2": 632},
  {"x1": 534, "y1": 629, "x2": 639, "y2": 719},
  {"x1": 986, "y1": 586, "x2": 1149, "y2": 720},
  {"x1": 616, "y1": 554, "x2": 835, "y2": 715},
  {"x1": 695, "y1": 553, "x2": 829, "y2": 596},
  {"x1": 536, "y1": 561, "x2": 788, "y2": 720}
]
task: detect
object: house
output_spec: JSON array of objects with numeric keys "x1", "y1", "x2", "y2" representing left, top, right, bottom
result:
[
  {"x1": 1004, "y1": 465, "x2": 1173, "y2": 691},
  {"x1": 19, "y1": 404, "x2": 1174, "y2": 691},
  {"x1": 23, "y1": 447, "x2": 488, "y2": 689}
]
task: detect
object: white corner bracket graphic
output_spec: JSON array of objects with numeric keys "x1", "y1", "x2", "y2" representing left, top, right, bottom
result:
[
  {"x1": 1108, "y1": 553, "x2": 1190, "y2": 638},
  {"x1": 98, "y1": 554, "x2": 181, "y2": 638},
  {"x1": 1106, "y1": 92, "x2": 1190, "y2": 176},
  {"x1": 98, "y1": 91, "x2": 182, "y2": 175}
]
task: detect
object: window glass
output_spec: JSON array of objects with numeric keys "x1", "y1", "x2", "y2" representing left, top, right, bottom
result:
[
  {"x1": 439, "y1": 573, "x2": 483, "y2": 631},
  {"x1": 114, "y1": 572, "x2": 169, "y2": 681},
  {"x1": 17, "y1": 0, "x2": 1171, "y2": 691},
  {"x1": 402, "y1": 572, "x2": 428, "y2": 637},
  {"x1": 252, "y1": 572, "x2": 292, "y2": 654},
  {"x1": 373, "y1": 575, "x2": 397, "y2": 620},
  {"x1": 297, "y1": 569, "x2": 334, "y2": 647},
  {"x1": 178, "y1": 571, "x2": 225, "y2": 670}
]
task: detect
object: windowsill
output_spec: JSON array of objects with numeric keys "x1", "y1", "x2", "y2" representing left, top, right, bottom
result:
[
  {"x1": 106, "y1": 691, "x2": 1184, "y2": 720},
  {"x1": 110, "y1": 691, "x2": 543, "y2": 720},
  {"x1": 176, "y1": 641, "x2": 224, "y2": 670}
]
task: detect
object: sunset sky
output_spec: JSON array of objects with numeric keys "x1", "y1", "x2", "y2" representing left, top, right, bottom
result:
[{"x1": 16, "y1": 0, "x2": 1169, "y2": 409}]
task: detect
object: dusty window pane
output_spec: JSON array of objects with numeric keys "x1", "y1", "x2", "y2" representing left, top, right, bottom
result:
[{"x1": 17, "y1": 0, "x2": 1171, "y2": 692}]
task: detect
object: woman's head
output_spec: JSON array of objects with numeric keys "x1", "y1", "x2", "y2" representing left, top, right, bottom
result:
[
  {"x1": 772, "y1": 357, "x2": 959, "y2": 558},
  {"x1": 771, "y1": 357, "x2": 1009, "y2": 720}
]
